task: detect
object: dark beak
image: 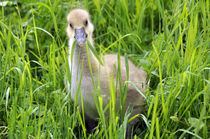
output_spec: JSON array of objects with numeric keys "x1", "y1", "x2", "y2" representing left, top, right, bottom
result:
[{"x1": 75, "y1": 28, "x2": 86, "y2": 46}]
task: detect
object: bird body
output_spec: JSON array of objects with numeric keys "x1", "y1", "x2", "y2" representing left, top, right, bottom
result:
[{"x1": 66, "y1": 8, "x2": 147, "y2": 135}]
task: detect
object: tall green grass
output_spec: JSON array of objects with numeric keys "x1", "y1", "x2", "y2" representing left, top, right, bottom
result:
[{"x1": 0, "y1": 0, "x2": 209, "y2": 138}]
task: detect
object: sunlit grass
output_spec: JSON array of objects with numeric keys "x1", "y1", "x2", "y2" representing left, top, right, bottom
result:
[{"x1": 0, "y1": 0, "x2": 209, "y2": 138}]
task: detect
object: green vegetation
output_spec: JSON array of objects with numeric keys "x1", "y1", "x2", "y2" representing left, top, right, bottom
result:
[{"x1": 0, "y1": 0, "x2": 209, "y2": 138}]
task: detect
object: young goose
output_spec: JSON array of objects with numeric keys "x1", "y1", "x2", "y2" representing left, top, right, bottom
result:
[{"x1": 66, "y1": 8, "x2": 147, "y2": 136}]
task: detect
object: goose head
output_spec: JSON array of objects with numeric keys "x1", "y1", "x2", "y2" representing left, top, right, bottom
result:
[{"x1": 66, "y1": 9, "x2": 94, "y2": 47}]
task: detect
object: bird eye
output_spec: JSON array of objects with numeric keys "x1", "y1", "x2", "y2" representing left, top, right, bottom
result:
[
  {"x1": 69, "y1": 23, "x2": 73, "y2": 28},
  {"x1": 84, "y1": 20, "x2": 88, "y2": 26}
]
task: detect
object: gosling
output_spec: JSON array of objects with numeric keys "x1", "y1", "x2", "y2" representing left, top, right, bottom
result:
[{"x1": 66, "y1": 8, "x2": 147, "y2": 137}]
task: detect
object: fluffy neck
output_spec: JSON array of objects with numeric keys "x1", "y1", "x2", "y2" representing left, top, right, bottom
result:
[{"x1": 68, "y1": 38, "x2": 99, "y2": 76}]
